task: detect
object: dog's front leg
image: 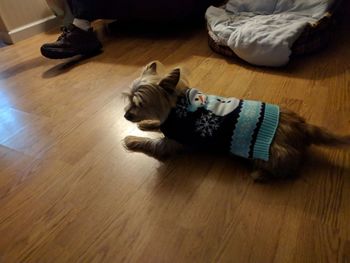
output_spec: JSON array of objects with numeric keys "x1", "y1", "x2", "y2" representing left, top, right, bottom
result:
[
  {"x1": 123, "y1": 136, "x2": 184, "y2": 160},
  {"x1": 137, "y1": 120, "x2": 161, "y2": 132}
]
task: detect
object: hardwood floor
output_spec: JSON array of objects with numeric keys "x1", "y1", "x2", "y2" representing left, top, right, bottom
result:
[{"x1": 0, "y1": 17, "x2": 349, "y2": 262}]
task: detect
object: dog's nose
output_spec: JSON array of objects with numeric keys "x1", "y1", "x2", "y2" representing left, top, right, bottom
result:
[{"x1": 124, "y1": 112, "x2": 134, "y2": 121}]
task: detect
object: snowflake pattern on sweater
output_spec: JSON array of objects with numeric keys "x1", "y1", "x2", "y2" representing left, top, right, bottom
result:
[
  {"x1": 160, "y1": 88, "x2": 280, "y2": 161},
  {"x1": 195, "y1": 112, "x2": 220, "y2": 137}
]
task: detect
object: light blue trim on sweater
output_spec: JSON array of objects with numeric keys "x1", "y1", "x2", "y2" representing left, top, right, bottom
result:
[
  {"x1": 230, "y1": 100, "x2": 263, "y2": 158},
  {"x1": 253, "y1": 104, "x2": 280, "y2": 161}
]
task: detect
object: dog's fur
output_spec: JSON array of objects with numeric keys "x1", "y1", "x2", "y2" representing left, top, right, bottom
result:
[{"x1": 123, "y1": 61, "x2": 350, "y2": 181}]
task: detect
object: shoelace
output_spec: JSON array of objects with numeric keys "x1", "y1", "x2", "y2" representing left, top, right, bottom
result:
[{"x1": 57, "y1": 26, "x2": 71, "y2": 41}]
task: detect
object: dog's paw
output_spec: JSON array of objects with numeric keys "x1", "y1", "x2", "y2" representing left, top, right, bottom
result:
[
  {"x1": 137, "y1": 122, "x2": 150, "y2": 131},
  {"x1": 123, "y1": 136, "x2": 145, "y2": 151},
  {"x1": 137, "y1": 120, "x2": 160, "y2": 131}
]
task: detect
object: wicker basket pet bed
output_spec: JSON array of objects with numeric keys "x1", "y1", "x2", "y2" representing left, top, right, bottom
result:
[{"x1": 206, "y1": 0, "x2": 342, "y2": 66}]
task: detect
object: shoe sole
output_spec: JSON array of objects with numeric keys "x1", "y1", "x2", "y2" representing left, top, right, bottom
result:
[{"x1": 40, "y1": 45, "x2": 102, "y2": 59}]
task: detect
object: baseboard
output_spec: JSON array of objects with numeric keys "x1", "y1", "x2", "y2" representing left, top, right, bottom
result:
[
  {"x1": 0, "y1": 31, "x2": 12, "y2": 44},
  {"x1": 3, "y1": 15, "x2": 61, "y2": 44}
]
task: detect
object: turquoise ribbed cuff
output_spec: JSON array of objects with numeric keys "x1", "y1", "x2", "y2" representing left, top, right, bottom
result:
[
  {"x1": 253, "y1": 104, "x2": 280, "y2": 161},
  {"x1": 230, "y1": 100, "x2": 262, "y2": 158}
]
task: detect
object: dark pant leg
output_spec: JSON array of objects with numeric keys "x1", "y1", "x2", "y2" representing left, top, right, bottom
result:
[
  {"x1": 67, "y1": 0, "x2": 131, "y2": 21},
  {"x1": 67, "y1": 0, "x2": 221, "y2": 22},
  {"x1": 124, "y1": 0, "x2": 217, "y2": 22}
]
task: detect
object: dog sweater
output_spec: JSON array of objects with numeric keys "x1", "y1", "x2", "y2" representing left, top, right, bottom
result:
[{"x1": 160, "y1": 88, "x2": 280, "y2": 161}]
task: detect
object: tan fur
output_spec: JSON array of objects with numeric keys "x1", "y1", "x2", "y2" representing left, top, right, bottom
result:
[{"x1": 123, "y1": 61, "x2": 350, "y2": 181}]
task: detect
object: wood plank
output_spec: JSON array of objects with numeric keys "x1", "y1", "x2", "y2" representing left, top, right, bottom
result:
[{"x1": 0, "y1": 16, "x2": 349, "y2": 262}]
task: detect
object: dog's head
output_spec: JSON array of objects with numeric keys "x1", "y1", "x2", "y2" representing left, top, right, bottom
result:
[{"x1": 123, "y1": 61, "x2": 188, "y2": 123}]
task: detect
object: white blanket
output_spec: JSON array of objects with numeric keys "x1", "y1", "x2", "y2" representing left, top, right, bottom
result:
[{"x1": 206, "y1": 0, "x2": 333, "y2": 66}]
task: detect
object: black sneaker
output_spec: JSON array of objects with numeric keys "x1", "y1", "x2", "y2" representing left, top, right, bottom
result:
[{"x1": 40, "y1": 24, "x2": 102, "y2": 59}]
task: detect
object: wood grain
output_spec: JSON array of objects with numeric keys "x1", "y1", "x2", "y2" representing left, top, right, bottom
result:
[{"x1": 0, "y1": 17, "x2": 349, "y2": 262}]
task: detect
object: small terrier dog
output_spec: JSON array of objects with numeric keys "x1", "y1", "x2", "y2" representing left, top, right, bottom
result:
[{"x1": 123, "y1": 61, "x2": 350, "y2": 181}]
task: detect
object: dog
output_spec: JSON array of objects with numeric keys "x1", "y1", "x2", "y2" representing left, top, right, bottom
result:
[{"x1": 123, "y1": 61, "x2": 350, "y2": 181}]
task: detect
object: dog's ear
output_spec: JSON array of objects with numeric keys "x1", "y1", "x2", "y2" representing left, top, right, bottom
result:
[
  {"x1": 142, "y1": 61, "x2": 158, "y2": 75},
  {"x1": 159, "y1": 68, "x2": 180, "y2": 93}
]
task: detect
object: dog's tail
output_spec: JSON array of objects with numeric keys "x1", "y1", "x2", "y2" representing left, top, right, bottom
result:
[{"x1": 305, "y1": 124, "x2": 350, "y2": 148}]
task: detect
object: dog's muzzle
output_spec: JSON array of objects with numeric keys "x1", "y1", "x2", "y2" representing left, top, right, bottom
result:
[{"x1": 124, "y1": 112, "x2": 135, "y2": 121}]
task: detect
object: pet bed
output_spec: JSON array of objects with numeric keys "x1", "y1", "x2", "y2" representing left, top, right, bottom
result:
[{"x1": 205, "y1": 0, "x2": 341, "y2": 66}]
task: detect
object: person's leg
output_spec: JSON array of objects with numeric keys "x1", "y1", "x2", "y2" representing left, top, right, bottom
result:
[
  {"x1": 41, "y1": 0, "x2": 134, "y2": 59},
  {"x1": 67, "y1": 0, "x2": 95, "y2": 31},
  {"x1": 40, "y1": 0, "x2": 107, "y2": 59},
  {"x1": 72, "y1": 18, "x2": 91, "y2": 31},
  {"x1": 67, "y1": 0, "x2": 130, "y2": 21},
  {"x1": 40, "y1": 0, "x2": 221, "y2": 59}
]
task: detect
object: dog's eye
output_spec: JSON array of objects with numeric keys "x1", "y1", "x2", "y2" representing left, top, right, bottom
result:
[
  {"x1": 227, "y1": 100, "x2": 231, "y2": 103},
  {"x1": 195, "y1": 98, "x2": 199, "y2": 101},
  {"x1": 217, "y1": 99, "x2": 221, "y2": 102}
]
